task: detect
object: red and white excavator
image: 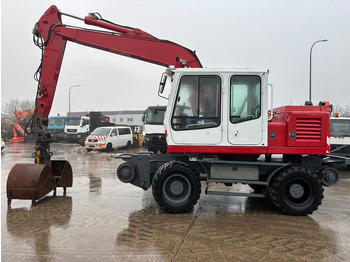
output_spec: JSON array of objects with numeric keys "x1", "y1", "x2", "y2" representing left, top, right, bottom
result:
[{"x1": 7, "y1": 6, "x2": 338, "y2": 215}]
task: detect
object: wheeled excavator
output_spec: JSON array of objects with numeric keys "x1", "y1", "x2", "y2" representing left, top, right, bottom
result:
[{"x1": 7, "y1": 6, "x2": 338, "y2": 215}]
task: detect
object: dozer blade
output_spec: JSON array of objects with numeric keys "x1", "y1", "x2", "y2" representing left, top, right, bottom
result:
[{"x1": 7, "y1": 160, "x2": 73, "y2": 205}]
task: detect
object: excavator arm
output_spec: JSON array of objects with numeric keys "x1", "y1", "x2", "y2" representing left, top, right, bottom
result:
[
  {"x1": 7, "y1": 5, "x2": 202, "y2": 205},
  {"x1": 34, "y1": 5, "x2": 202, "y2": 120}
]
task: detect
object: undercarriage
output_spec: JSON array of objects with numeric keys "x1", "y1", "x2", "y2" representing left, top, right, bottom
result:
[{"x1": 117, "y1": 152, "x2": 338, "y2": 215}]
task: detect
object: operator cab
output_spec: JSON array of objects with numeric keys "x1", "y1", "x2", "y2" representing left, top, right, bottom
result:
[{"x1": 163, "y1": 68, "x2": 269, "y2": 154}]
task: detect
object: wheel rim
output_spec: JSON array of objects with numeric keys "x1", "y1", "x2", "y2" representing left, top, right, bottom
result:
[
  {"x1": 163, "y1": 174, "x2": 191, "y2": 204},
  {"x1": 283, "y1": 177, "x2": 314, "y2": 208}
]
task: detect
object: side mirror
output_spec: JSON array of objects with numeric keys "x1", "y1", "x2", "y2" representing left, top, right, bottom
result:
[{"x1": 158, "y1": 73, "x2": 168, "y2": 100}]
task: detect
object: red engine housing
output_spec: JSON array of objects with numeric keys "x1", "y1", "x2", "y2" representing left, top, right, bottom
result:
[{"x1": 268, "y1": 105, "x2": 330, "y2": 155}]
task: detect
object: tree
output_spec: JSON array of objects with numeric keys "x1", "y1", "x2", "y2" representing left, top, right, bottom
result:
[
  {"x1": 332, "y1": 104, "x2": 350, "y2": 117},
  {"x1": 1, "y1": 99, "x2": 35, "y2": 123}
]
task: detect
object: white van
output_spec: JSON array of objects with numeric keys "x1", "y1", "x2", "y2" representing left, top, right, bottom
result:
[{"x1": 85, "y1": 126, "x2": 133, "y2": 151}]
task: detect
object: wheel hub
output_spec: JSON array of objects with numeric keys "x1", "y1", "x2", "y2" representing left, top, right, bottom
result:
[
  {"x1": 170, "y1": 181, "x2": 184, "y2": 195},
  {"x1": 163, "y1": 174, "x2": 191, "y2": 204},
  {"x1": 289, "y1": 184, "x2": 304, "y2": 199}
]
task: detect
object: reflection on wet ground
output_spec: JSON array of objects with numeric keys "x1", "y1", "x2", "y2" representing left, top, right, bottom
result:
[
  {"x1": 6, "y1": 197, "x2": 72, "y2": 262},
  {"x1": 2, "y1": 143, "x2": 350, "y2": 261}
]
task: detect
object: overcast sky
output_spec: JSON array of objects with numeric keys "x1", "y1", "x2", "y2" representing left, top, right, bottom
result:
[{"x1": 1, "y1": 0, "x2": 349, "y2": 116}]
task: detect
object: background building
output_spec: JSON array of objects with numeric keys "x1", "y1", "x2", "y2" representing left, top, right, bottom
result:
[{"x1": 70, "y1": 110, "x2": 144, "y2": 127}]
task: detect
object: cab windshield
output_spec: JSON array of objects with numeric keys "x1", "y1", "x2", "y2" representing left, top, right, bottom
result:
[
  {"x1": 91, "y1": 128, "x2": 111, "y2": 135},
  {"x1": 66, "y1": 118, "x2": 81, "y2": 126},
  {"x1": 331, "y1": 119, "x2": 350, "y2": 137},
  {"x1": 48, "y1": 118, "x2": 65, "y2": 126},
  {"x1": 145, "y1": 108, "x2": 166, "y2": 125}
]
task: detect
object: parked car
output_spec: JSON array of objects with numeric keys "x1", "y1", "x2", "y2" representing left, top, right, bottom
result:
[
  {"x1": 84, "y1": 126, "x2": 133, "y2": 152},
  {"x1": 1, "y1": 138, "x2": 5, "y2": 151}
]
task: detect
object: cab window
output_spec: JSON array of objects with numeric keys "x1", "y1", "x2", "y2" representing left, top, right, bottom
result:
[
  {"x1": 230, "y1": 75, "x2": 261, "y2": 124},
  {"x1": 111, "y1": 128, "x2": 118, "y2": 136},
  {"x1": 331, "y1": 119, "x2": 350, "y2": 137},
  {"x1": 118, "y1": 128, "x2": 131, "y2": 135},
  {"x1": 172, "y1": 75, "x2": 221, "y2": 130},
  {"x1": 82, "y1": 119, "x2": 89, "y2": 126}
]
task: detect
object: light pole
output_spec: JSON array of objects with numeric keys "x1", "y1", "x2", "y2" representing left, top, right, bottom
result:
[
  {"x1": 309, "y1": 39, "x2": 328, "y2": 103},
  {"x1": 69, "y1": 85, "x2": 81, "y2": 114}
]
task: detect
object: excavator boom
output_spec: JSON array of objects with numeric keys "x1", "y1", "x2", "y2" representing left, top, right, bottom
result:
[
  {"x1": 35, "y1": 5, "x2": 202, "y2": 120},
  {"x1": 7, "y1": 5, "x2": 202, "y2": 205}
]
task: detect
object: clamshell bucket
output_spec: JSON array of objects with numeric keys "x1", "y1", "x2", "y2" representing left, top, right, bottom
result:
[
  {"x1": 51, "y1": 160, "x2": 73, "y2": 188},
  {"x1": 7, "y1": 160, "x2": 73, "y2": 205}
]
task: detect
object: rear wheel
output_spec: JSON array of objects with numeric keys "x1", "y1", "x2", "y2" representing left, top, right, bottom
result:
[
  {"x1": 269, "y1": 167, "x2": 324, "y2": 215},
  {"x1": 152, "y1": 161, "x2": 201, "y2": 213},
  {"x1": 126, "y1": 141, "x2": 132, "y2": 149}
]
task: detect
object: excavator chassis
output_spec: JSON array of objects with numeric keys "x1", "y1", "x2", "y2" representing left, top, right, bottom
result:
[
  {"x1": 117, "y1": 152, "x2": 338, "y2": 215},
  {"x1": 7, "y1": 160, "x2": 73, "y2": 205}
]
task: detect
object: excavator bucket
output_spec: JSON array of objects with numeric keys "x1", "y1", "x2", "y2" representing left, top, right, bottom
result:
[
  {"x1": 7, "y1": 160, "x2": 73, "y2": 205},
  {"x1": 51, "y1": 160, "x2": 73, "y2": 188}
]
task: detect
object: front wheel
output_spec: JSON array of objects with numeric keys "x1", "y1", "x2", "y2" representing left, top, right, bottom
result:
[
  {"x1": 269, "y1": 167, "x2": 324, "y2": 215},
  {"x1": 152, "y1": 161, "x2": 201, "y2": 213},
  {"x1": 105, "y1": 143, "x2": 113, "y2": 152}
]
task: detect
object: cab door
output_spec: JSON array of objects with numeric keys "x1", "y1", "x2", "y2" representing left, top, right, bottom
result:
[
  {"x1": 116, "y1": 128, "x2": 130, "y2": 147},
  {"x1": 110, "y1": 128, "x2": 119, "y2": 148},
  {"x1": 170, "y1": 75, "x2": 222, "y2": 145},
  {"x1": 228, "y1": 75, "x2": 265, "y2": 145}
]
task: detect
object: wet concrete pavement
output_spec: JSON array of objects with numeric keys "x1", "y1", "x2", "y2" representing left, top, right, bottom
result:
[{"x1": 1, "y1": 143, "x2": 350, "y2": 261}]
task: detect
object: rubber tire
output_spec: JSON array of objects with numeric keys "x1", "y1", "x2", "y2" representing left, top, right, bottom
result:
[
  {"x1": 105, "y1": 143, "x2": 113, "y2": 152},
  {"x1": 86, "y1": 149, "x2": 93, "y2": 152},
  {"x1": 126, "y1": 141, "x2": 132, "y2": 149},
  {"x1": 152, "y1": 161, "x2": 201, "y2": 213},
  {"x1": 269, "y1": 167, "x2": 324, "y2": 216}
]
